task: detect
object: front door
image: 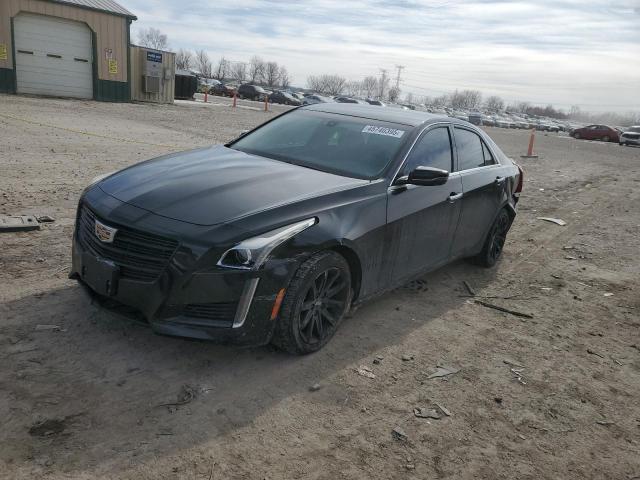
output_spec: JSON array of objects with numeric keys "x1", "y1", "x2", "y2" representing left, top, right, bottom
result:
[{"x1": 386, "y1": 125, "x2": 463, "y2": 283}]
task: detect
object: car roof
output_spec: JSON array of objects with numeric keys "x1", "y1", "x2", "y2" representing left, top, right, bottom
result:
[{"x1": 303, "y1": 103, "x2": 450, "y2": 127}]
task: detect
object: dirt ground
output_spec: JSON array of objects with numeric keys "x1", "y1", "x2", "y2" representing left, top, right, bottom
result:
[{"x1": 1, "y1": 94, "x2": 639, "y2": 480}]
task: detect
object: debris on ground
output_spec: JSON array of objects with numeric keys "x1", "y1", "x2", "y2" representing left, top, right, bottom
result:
[
  {"x1": 309, "y1": 383, "x2": 321, "y2": 392},
  {"x1": 356, "y1": 366, "x2": 376, "y2": 379},
  {"x1": 35, "y1": 324, "x2": 61, "y2": 331},
  {"x1": 587, "y1": 348, "x2": 604, "y2": 359},
  {"x1": 463, "y1": 280, "x2": 476, "y2": 296},
  {"x1": 511, "y1": 368, "x2": 527, "y2": 385},
  {"x1": 427, "y1": 363, "x2": 460, "y2": 379},
  {"x1": 0, "y1": 215, "x2": 40, "y2": 232},
  {"x1": 392, "y1": 426, "x2": 408, "y2": 441},
  {"x1": 414, "y1": 407, "x2": 441, "y2": 419},
  {"x1": 474, "y1": 300, "x2": 534, "y2": 319},
  {"x1": 504, "y1": 359, "x2": 525, "y2": 368},
  {"x1": 373, "y1": 355, "x2": 384, "y2": 365},
  {"x1": 37, "y1": 215, "x2": 56, "y2": 223},
  {"x1": 156, "y1": 384, "x2": 196, "y2": 408},
  {"x1": 28, "y1": 418, "x2": 66, "y2": 437},
  {"x1": 537, "y1": 217, "x2": 567, "y2": 226},
  {"x1": 435, "y1": 403, "x2": 451, "y2": 416},
  {"x1": 596, "y1": 420, "x2": 615, "y2": 426},
  {"x1": 603, "y1": 292, "x2": 614, "y2": 297},
  {"x1": 401, "y1": 354, "x2": 415, "y2": 361}
]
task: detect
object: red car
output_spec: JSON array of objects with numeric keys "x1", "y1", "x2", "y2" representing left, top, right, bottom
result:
[{"x1": 571, "y1": 125, "x2": 620, "y2": 142}]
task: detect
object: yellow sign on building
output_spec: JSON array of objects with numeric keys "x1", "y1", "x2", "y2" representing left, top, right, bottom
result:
[
  {"x1": 108, "y1": 59, "x2": 118, "y2": 74},
  {"x1": 0, "y1": 44, "x2": 8, "y2": 60}
]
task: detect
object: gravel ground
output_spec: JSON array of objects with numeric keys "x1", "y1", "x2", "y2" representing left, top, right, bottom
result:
[{"x1": 1, "y1": 94, "x2": 639, "y2": 480}]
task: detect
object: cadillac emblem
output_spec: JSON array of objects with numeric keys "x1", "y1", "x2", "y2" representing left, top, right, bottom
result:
[{"x1": 94, "y1": 220, "x2": 117, "y2": 243}]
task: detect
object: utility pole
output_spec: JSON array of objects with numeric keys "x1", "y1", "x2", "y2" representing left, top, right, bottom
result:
[
  {"x1": 379, "y1": 69, "x2": 388, "y2": 100},
  {"x1": 394, "y1": 65, "x2": 405, "y2": 89}
]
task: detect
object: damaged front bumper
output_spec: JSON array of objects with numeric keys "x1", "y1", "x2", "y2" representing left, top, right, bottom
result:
[{"x1": 70, "y1": 189, "x2": 299, "y2": 346}]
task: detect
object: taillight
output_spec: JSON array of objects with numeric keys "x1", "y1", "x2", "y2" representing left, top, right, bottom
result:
[{"x1": 514, "y1": 163, "x2": 524, "y2": 194}]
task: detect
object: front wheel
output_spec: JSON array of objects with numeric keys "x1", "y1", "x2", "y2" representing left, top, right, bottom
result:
[
  {"x1": 471, "y1": 209, "x2": 511, "y2": 268},
  {"x1": 602, "y1": 135, "x2": 610, "y2": 142},
  {"x1": 272, "y1": 251, "x2": 351, "y2": 355}
]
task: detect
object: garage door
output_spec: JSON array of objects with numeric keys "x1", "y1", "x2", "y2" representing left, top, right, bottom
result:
[{"x1": 14, "y1": 13, "x2": 93, "y2": 99}]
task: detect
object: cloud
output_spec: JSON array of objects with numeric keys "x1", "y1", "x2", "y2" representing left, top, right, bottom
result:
[{"x1": 125, "y1": 0, "x2": 640, "y2": 111}]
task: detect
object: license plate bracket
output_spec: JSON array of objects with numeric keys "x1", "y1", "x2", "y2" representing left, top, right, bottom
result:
[{"x1": 81, "y1": 253, "x2": 119, "y2": 296}]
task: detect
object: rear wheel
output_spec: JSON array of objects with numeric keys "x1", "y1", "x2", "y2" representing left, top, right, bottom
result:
[
  {"x1": 272, "y1": 251, "x2": 351, "y2": 355},
  {"x1": 471, "y1": 209, "x2": 511, "y2": 268},
  {"x1": 573, "y1": 132, "x2": 581, "y2": 139}
]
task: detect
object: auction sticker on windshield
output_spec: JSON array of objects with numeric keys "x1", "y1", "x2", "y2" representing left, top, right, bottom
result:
[{"x1": 362, "y1": 125, "x2": 405, "y2": 138}]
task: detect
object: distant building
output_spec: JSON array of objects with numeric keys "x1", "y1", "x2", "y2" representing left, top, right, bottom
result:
[{"x1": 0, "y1": 0, "x2": 136, "y2": 101}]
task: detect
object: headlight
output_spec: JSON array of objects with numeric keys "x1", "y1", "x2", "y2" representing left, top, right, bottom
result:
[{"x1": 217, "y1": 218, "x2": 317, "y2": 270}]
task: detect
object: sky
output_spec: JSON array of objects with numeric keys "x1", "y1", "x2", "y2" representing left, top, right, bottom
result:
[{"x1": 124, "y1": 0, "x2": 640, "y2": 112}]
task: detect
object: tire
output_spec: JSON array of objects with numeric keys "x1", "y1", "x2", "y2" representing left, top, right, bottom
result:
[
  {"x1": 272, "y1": 251, "x2": 352, "y2": 355},
  {"x1": 470, "y1": 209, "x2": 511, "y2": 268},
  {"x1": 602, "y1": 135, "x2": 610, "y2": 142},
  {"x1": 573, "y1": 132, "x2": 581, "y2": 139}
]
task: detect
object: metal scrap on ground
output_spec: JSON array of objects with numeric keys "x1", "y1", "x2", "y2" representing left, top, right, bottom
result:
[
  {"x1": 427, "y1": 363, "x2": 460, "y2": 379},
  {"x1": 537, "y1": 217, "x2": 567, "y2": 226},
  {"x1": 356, "y1": 366, "x2": 376, "y2": 379},
  {"x1": 474, "y1": 299, "x2": 534, "y2": 319},
  {"x1": 0, "y1": 215, "x2": 40, "y2": 232}
]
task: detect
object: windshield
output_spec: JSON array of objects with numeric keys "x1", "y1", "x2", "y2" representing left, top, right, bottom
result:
[{"x1": 230, "y1": 110, "x2": 410, "y2": 179}]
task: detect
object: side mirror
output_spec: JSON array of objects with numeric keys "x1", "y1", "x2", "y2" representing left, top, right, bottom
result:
[{"x1": 405, "y1": 166, "x2": 449, "y2": 186}]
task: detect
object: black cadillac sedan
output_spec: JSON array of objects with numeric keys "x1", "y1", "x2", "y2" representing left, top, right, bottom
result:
[{"x1": 70, "y1": 104, "x2": 523, "y2": 354}]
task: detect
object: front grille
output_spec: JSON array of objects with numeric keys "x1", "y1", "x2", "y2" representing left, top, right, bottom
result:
[
  {"x1": 77, "y1": 204, "x2": 178, "y2": 282},
  {"x1": 183, "y1": 302, "x2": 238, "y2": 321}
]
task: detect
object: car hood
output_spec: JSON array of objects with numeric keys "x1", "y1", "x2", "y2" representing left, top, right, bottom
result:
[{"x1": 98, "y1": 145, "x2": 366, "y2": 226}]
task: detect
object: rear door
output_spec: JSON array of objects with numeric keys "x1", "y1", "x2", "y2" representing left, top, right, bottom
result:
[
  {"x1": 386, "y1": 124, "x2": 463, "y2": 282},
  {"x1": 450, "y1": 126, "x2": 512, "y2": 258}
]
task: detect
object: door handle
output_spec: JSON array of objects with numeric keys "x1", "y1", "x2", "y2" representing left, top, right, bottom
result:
[
  {"x1": 448, "y1": 192, "x2": 463, "y2": 202},
  {"x1": 495, "y1": 176, "x2": 506, "y2": 185}
]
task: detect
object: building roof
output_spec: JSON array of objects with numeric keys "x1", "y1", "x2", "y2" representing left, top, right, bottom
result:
[
  {"x1": 48, "y1": 0, "x2": 137, "y2": 19},
  {"x1": 304, "y1": 103, "x2": 449, "y2": 127}
]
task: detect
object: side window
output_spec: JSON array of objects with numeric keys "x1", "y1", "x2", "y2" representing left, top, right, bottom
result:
[
  {"x1": 400, "y1": 127, "x2": 452, "y2": 177},
  {"x1": 482, "y1": 141, "x2": 496, "y2": 165},
  {"x1": 454, "y1": 127, "x2": 484, "y2": 170}
]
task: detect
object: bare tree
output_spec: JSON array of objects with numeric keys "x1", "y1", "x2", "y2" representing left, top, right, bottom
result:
[
  {"x1": 264, "y1": 61, "x2": 280, "y2": 87},
  {"x1": 450, "y1": 89, "x2": 482, "y2": 109},
  {"x1": 175, "y1": 49, "x2": 193, "y2": 71},
  {"x1": 137, "y1": 27, "x2": 169, "y2": 51},
  {"x1": 387, "y1": 86, "x2": 401, "y2": 103},
  {"x1": 249, "y1": 55, "x2": 265, "y2": 84},
  {"x1": 230, "y1": 62, "x2": 247, "y2": 83},
  {"x1": 484, "y1": 95, "x2": 505, "y2": 112},
  {"x1": 345, "y1": 81, "x2": 362, "y2": 97},
  {"x1": 404, "y1": 92, "x2": 414, "y2": 105},
  {"x1": 213, "y1": 57, "x2": 230, "y2": 80},
  {"x1": 195, "y1": 50, "x2": 212, "y2": 78},
  {"x1": 307, "y1": 74, "x2": 347, "y2": 95},
  {"x1": 433, "y1": 95, "x2": 448, "y2": 107},
  {"x1": 361, "y1": 76, "x2": 378, "y2": 99},
  {"x1": 279, "y1": 66, "x2": 290, "y2": 88}
]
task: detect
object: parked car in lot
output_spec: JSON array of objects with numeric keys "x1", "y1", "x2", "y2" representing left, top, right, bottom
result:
[
  {"x1": 71, "y1": 104, "x2": 522, "y2": 354},
  {"x1": 211, "y1": 82, "x2": 236, "y2": 97},
  {"x1": 302, "y1": 94, "x2": 334, "y2": 105},
  {"x1": 237, "y1": 84, "x2": 268, "y2": 101},
  {"x1": 365, "y1": 99, "x2": 385, "y2": 106},
  {"x1": 334, "y1": 96, "x2": 364, "y2": 104},
  {"x1": 619, "y1": 126, "x2": 640, "y2": 146},
  {"x1": 571, "y1": 124, "x2": 620, "y2": 142},
  {"x1": 269, "y1": 91, "x2": 302, "y2": 106}
]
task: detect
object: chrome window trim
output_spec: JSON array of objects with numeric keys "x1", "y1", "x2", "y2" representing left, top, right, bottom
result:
[
  {"x1": 452, "y1": 124, "x2": 503, "y2": 171},
  {"x1": 389, "y1": 121, "x2": 453, "y2": 185},
  {"x1": 232, "y1": 278, "x2": 260, "y2": 328}
]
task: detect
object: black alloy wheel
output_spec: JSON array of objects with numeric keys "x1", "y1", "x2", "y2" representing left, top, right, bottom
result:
[
  {"x1": 272, "y1": 251, "x2": 351, "y2": 354},
  {"x1": 297, "y1": 267, "x2": 348, "y2": 345},
  {"x1": 471, "y1": 209, "x2": 511, "y2": 268}
]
